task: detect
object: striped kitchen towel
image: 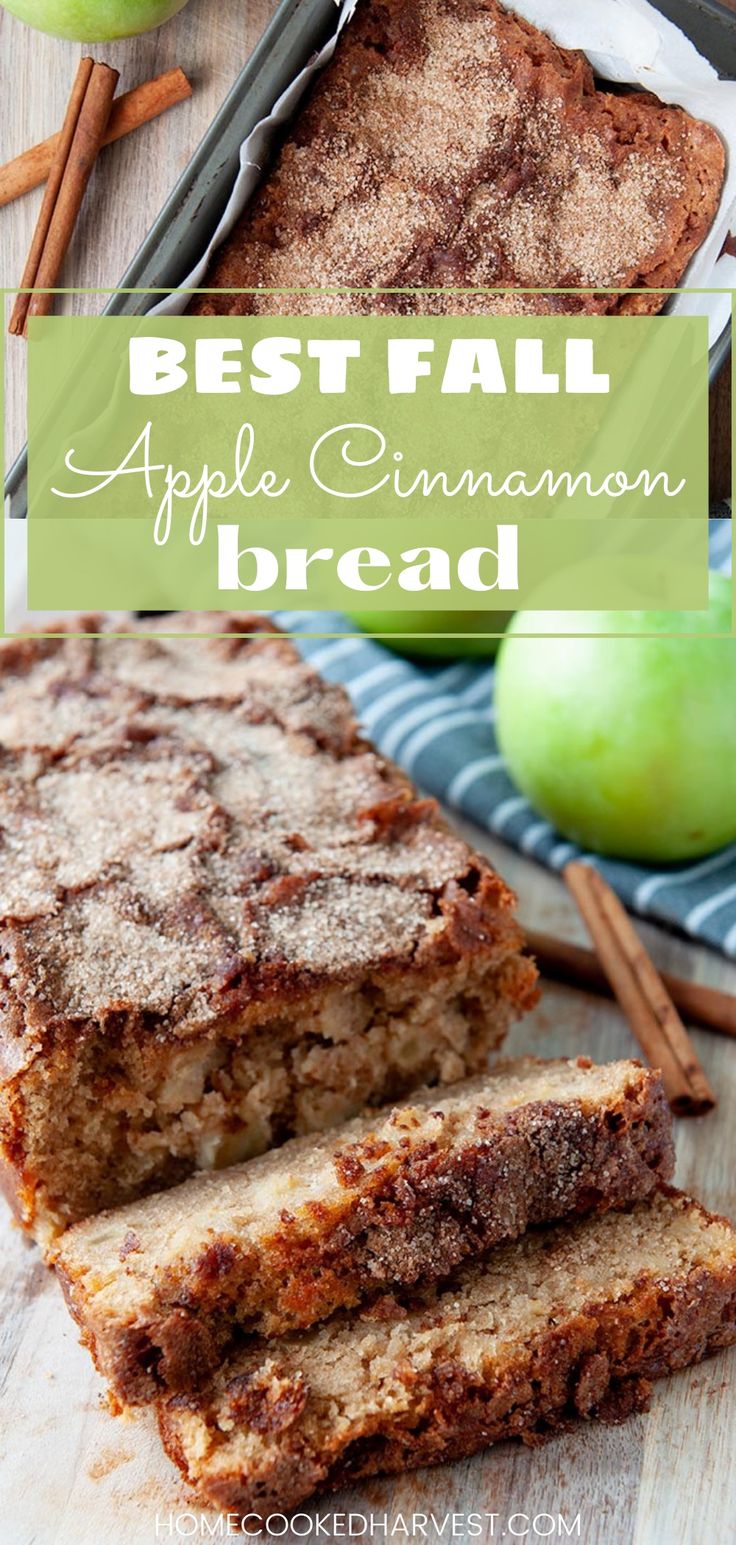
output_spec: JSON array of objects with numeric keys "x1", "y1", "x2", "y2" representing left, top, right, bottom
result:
[{"x1": 278, "y1": 519, "x2": 736, "y2": 959}]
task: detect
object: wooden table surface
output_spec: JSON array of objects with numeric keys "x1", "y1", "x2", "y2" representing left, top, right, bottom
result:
[
  {"x1": 2, "y1": 820, "x2": 736, "y2": 1545},
  {"x1": 1, "y1": 4, "x2": 735, "y2": 1541}
]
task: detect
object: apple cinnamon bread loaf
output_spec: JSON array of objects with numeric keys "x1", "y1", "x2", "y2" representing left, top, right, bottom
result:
[
  {"x1": 190, "y1": 0, "x2": 725, "y2": 320},
  {"x1": 0, "y1": 614, "x2": 537, "y2": 1244}
]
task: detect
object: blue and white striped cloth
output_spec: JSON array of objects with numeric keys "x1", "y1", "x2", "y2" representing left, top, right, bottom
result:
[{"x1": 278, "y1": 519, "x2": 736, "y2": 959}]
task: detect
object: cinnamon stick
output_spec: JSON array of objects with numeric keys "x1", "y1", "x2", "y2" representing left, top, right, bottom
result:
[
  {"x1": 10, "y1": 61, "x2": 119, "y2": 337},
  {"x1": 0, "y1": 68, "x2": 192, "y2": 210},
  {"x1": 563, "y1": 861, "x2": 715, "y2": 1117},
  {"x1": 524, "y1": 926, "x2": 736, "y2": 1041},
  {"x1": 8, "y1": 57, "x2": 95, "y2": 336}
]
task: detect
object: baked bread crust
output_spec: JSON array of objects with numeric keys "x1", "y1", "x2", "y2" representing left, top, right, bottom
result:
[
  {"x1": 0, "y1": 614, "x2": 537, "y2": 1241},
  {"x1": 56, "y1": 1057, "x2": 674, "y2": 1404},
  {"x1": 157, "y1": 1188, "x2": 736, "y2": 1516},
  {"x1": 190, "y1": 0, "x2": 725, "y2": 320}
]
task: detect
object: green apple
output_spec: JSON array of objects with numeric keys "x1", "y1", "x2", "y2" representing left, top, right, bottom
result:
[
  {"x1": 494, "y1": 574, "x2": 736, "y2": 863},
  {"x1": 1, "y1": 0, "x2": 191, "y2": 39},
  {"x1": 349, "y1": 610, "x2": 513, "y2": 660}
]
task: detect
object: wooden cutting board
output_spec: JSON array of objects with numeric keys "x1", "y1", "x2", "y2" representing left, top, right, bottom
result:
[{"x1": 3, "y1": 826, "x2": 735, "y2": 1545}]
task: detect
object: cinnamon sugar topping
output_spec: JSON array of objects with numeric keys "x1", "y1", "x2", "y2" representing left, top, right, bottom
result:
[{"x1": 0, "y1": 616, "x2": 513, "y2": 1034}]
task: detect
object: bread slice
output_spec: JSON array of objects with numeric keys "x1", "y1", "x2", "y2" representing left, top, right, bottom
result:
[
  {"x1": 57, "y1": 1057, "x2": 673, "y2": 1404},
  {"x1": 158, "y1": 1188, "x2": 736, "y2": 1516}
]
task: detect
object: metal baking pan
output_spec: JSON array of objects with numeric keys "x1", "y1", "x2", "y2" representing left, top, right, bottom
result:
[
  {"x1": 655, "y1": 0, "x2": 736, "y2": 78},
  {"x1": 6, "y1": 0, "x2": 734, "y2": 519}
]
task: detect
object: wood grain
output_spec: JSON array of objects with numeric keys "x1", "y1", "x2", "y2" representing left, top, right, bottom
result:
[{"x1": 2, "y1": 824, "x2": 735, "y2": 1545}]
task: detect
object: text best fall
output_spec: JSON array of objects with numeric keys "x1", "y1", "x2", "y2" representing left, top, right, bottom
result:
[{"x1": 49, "y1": 333, "x2": 683, "y2": 602}]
